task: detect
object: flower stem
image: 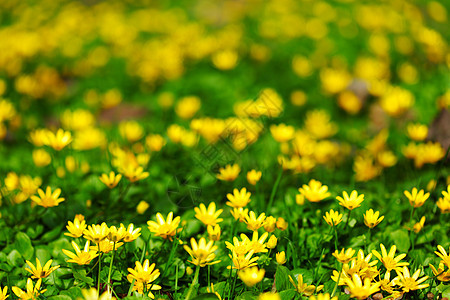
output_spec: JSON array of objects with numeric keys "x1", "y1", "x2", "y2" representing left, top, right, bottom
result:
[
  {"x1": 365, "y1": 228, "x2": 371, "y2": 252},
  {"x1": 97, "y1": 248, "x2": 102, "y2": 296},
  {"x1": 106, "y1": 242, "x2": 116, "y2": 294},
  {"x1": 185, "y1": 265, "x2": 200, "y2": 300},
  {"x1": 344, "y1": 210, "x2": 352, "y2": 230},
  {"x1": 331, "y1": 263, "x2": 343, "y2": 298},
  {"x1": 334, "y1": 226, "x2": 338, "y2": 251},
  {"x1": 267, "y1": 168, "x2": 283, "y2": 212}
]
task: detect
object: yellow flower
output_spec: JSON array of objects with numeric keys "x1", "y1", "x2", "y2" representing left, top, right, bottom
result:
[
  {"x1": 216, "y1": 164, "x2": 240, "y2": 181},
  {"x1": 323, "y1": 209, "x2": 343, "y2": 227},
  {"x1": 267, "y1": 235, "x2": 277, "y2": 249},
  {"x1": 32, "y1": 149, "x2": 51, "y2": 167},
  {"x1": 12, "y1": 278, "x2": 46, "y2": 300},
  {"x1": 393, "y1": 266, "x2": 429, "y2": 293},
  {"x1": 353, "y1": 155, "x2": 381, "y2": 182},
  {"x1": 99, "y1": 171, "x2": 122, "y2": 189},
  {"x1": 298, "y1": 179, "x2": 331, "y2": 203},
  {"x1": 244, "y1": 211, "x2": 266, "y2": 231},
  {"x1": 226, "y1": 188, "x2": 251, "y2": 208},
  {"x1": 412, "y1": 216, "x2": 426, "y2": 233},
  {"x1": 344, "y1": 273, "x2": 380, "y2": 300},
  {"x1": 242, "y1": 231, "x2": 269, "y2": 254},
  {"x1": 305, "y1": 109, "x2": 338, "y2": 139},
  {"x1": 207, "y1": 224, "x2": 221, "y2": 241},
  {"x1": 437, "y1": 185, "x2": 450, "y2": 213},
  {"x1": 247, "y1": 169, "x2": 262, "y2": 185},
  {"x1": 270, "y1": 123, "x2": 295, "y2": 142},
  {"x1": 127, "y1": 259, "x2": 160, "y2": 284},
  {"x1": 136, "y1": 201, "x2": 150, "y2": 214},
  {"x1": 83, "y1": 223, "x2": 110, "y2": 244},
  {"x1": 372, "y1": 244, "x2": 409, "y2": 271},
  {"x1": 333, "y1": 248, "x2": 356, "y2": 264},
  {"x1": 0, "y1": 286, "x2": 8, "y2": 300},
  {"x1": 238, "y1": 266, "x2": 265, "y2": 287},
  {"x1": 121, "y1": 165, "x2": 149, "y2": 182},
  {"x1": 229, "y1": 249, "x2": 259, "y2": 270},
  {"x1": 289, "y1": 274, "x2": 324, "y2": 296},
  {"x1": 230, "y1": 207, "x2": 249, "y2": 222},
  {"x1": 309, "y1": 293, "x2": 338, "y2": 300},
  {"x1": 264, "y1": 216, "x2": 277, "y2": 232},
  {"x1": 90, "y1": 239, "x2": 123, "y2": 254},
  {"x1": 25, "y1": 258, "x2": 60, "y2": 279},
  {"x1": 337, "y1": 190, "x2": 364, "y2": 210},
  {"x1": 258, "y1": 292, "x2": 281, "y2": 300},
  {"x1": 147, "y1": 212, "x2": 181, "y2": 241},
  {"x1": 276, "y1": 217, "x2": 288, "y2": 231},
  {"x1": 80, "y1": 288, "x2": 116, "y2": 300},
  {"x1": 146, "y1": 134, "x2": 166, "y2": 152},
  {"x1": 65, "y1": 216, "x2": 87, "y2": 238},
  {"x1": 406, "y1": 123, "x2": 428, "y2": 141},
  {"x1": 30, "y1": 186, "x2": 65, "y2": 208},
  {"x1": 276, "y1": 251, "x2": 287, "y2": 265},
  {"x1": 363, "y1": 209, "x2": 384, "y2": 228},
  {"x1": 429, "y1": 263, "x2": 450, "y2": 282},
  {"x1": 175, "y1": 96, "x2": 201, "y2": 119},
  {"x1": 377, "y1": 150, "x2": 397, "y2": 168},
  {"x1": 183, "y1": 237, "x2": 220, "y2": 267},
  {"x1": 404, "y1": 187, "x2": 429, "y2": 208},
  {"x1": 122, "y1": 223, "x2": 141, "y2": 243},
  {"x1": 225, "y1": 236, "x2": 251, "y2": 257},
  {"x1": 194, "y1": 202, "x2": 223, "y2": 226},
  {"x1": 435, "y1": 245, "x2": 450, "y2": 268},
  {"x1": 108, "y1": 225, "x2": 127, "y2": 243},
  {"x1": 206, "y1": 283, "x2": 222, "y2": 300},
  {"x1": 119, "y1": 120, "x2": 144, "y2": 143},
  {"x1": 43, "y1": 128, "x2": 72, "y2": 151},
  {"x1": 62, "y1": 241, "x2": 99, "y2": 265}
]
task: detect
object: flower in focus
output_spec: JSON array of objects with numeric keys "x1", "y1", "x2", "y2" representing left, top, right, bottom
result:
[
  {"x1": 238, "y1": 266, "x2": 265, "y2": 287},
  {"x1": 242, "y1": 231, "x2": 269, "y2": 254},
  {"x1": 107, "y1": 225, "x2": 127, "y2": 243},
  {"x1": 25, "y1": 258, "x2": 60, "y2": 279},
  {"x1": 435, "y1": 245, "x2": 450, "y2": 268},
  {"x1": 127, "y1": 259, "x2": 161, "y2": 299},
  {"x1": 62, "y1": 241, "x2": 99, "y2": 265},
  {"x1": 363, "y1": 209, "x2": 384, "y2": 228},
  {"x1": 91, "y1": 239, "x2": 124, "y2": 254},
  {"x1": 276, "y1": 251, "x2": 287, "y2": 265},
  {"x1": 12, "y1": 278, "x2": 46, "y2": 300},
  {"x1": 99, "y1": 171, "x2": 122, "y2": 189},
  {"x1": 333, "y1": 248, "x2": 356, "y2": 264},
  {"x1": 404, "y1": 187, "x2": 430, "y2": 208},
  {"x1": 247, "y1": 169, "x2": 262, "y2": 185},
  {"x1": 229, "y1": 249, "x2": 259, "y2": 270},
  {"x1": 344, "y1": 273, "x2": 380, "y2": 300},
  {"x1": 429, "y1": 263, "x2": 450, "y2": 282},
  {"x1": 216, "y1": 164, "x2": 240, "y2": 181},
  {"x1": 393, "y1": 266, "x2": 429, "y2": 293},
  {"x1": 298, "y1": 179, "x2": 331, "y2": 203},
  {"x1": 289, "y1": 274, "x2": 324, "y2": 296},
  {"x1": 147, "y1": 212, "x2": 181, "y2": 241},
  {"x1": 184, "y1": 237, "x2": 220, "y2": 267},
  {"x1": 122, "y1": 223, "x2": 141, "y2": 242},
  {"x1": 194, "y1": 202, "x2": 223, "y2": 226},
  {"x1": 226, "y1": 188, "x2": 251, "y2": 208},
  {"x1": 337, "y1": 190, "x2": 364, "y2": 210},
  {"x1": 323, "y1": 209, "x2": 343, "y2": 227},
  {"x1": 264, "y1": 216, "x2": 277, "y2": 232},
  {"x1": 0, "y1": 286, "x2": 7, "y2": 300},
  {"x1": 83, "y1": 223, "x2": 110, "y2": 244},
  {"x1": 372, "y1": 244, "x2": 409, "y2": 271},
  {"x1": 65, "y1": 215, "x2": 87, "y2": 238},
  {"x1": 244, "y1": 211, "x2": 266, "y2": 231},
  {"x1": 30, "y1": 186, "x2": 65, "y2": 208},
  {"x1": 412, "y1": 216, "x2": 426, "y2": 233}
]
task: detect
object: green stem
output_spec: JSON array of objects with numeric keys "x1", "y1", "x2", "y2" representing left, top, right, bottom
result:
[
  {"x1": 334, "y1": 226, "x2": 338, "y2": 251},
  {"x1": 331, "y1": 263, "x2": 343, "y2": 298},
  {"x1": 344, "y1": 210, "x2": 352, "y2": 230},
  {"x1": 365, "y1": 228, "x2": 371, "y2": 253},
  {"x1": 185, "y1": 265, "x2": 200, "y2": 300},
  {"x1": 230, "y1": 271, "x2": 238, "y2": 299},
  {"x1": 266, "y1": 168, "x2": 283, "y2": 212},
  {"x1": 97, "y1": 245, "x2": 102, "y2": 296},
  {"x1": 207, "y1": 265, "x2": 211, "y2": 289},
  {"x1": 409, "y1": 207, "x2": 416, "y2": 251},
  {"x1": 127, "y1": 239, "x2": 147, "y2": 297},
  {"x1": 106, "y1": 242, "x2": 116, "y2": 293}
]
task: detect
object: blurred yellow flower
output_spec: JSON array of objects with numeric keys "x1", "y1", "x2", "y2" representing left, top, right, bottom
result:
[
  {"x1": 119, "y1": 120, "x2": 144, "y2": 143},
  {"x1": 276, "y1": 251, "x2": 287, "y2": 265},
  {"x1": 226, "y1": 188, "x2": 251, "y2": 208},
  {"x1": 247, "y1": 169, "x2": 262, "y2": 185},
  {"x1": 404, "y1": 187, "x2": 429, "y2": 208},
  {"x1": 99, "y1": 171, "x2": 122, "y2": 189},
  {"x1": 80, "y1": 288, "x2": 115, "y2": 300},
  {"x1": 238, "y1": 266, "x2": 265, "y2": 287},
  {"x1": 406, "y1": 123, "x2": 428, "y2": 141},
  {"x1": 43, "y1": 128, "x2": 72, "y2": 151},
  {"x1": 216, "y1": 164, "x2": 240, "y2": 181},
  {"x1": 175, "y1": 96, "x2": 201, "y2": 119},
  {"x1": 145, "y1": 134, "x2": 166, "y2": 152},
  {"x1": 32, "y1": 149, "x2": 51, "y2": 167},
  {"x1": 298, "y1": 179, "x2": 331, "y2": 203},
  {"x1": 412, "y1": 216, "x2": 426, "y2": 233},
  {"x1": 270, "y1": 123, "x2": 295, "y2": 143},
  {"x1": 136, "y1": 201, "x2": 150, "y2": 214},
  {"x1": 30, "y1": 186, "x2": 64, "y2": 208}
]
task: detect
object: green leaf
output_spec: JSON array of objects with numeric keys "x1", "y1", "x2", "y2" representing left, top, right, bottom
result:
[
  {"x1": 7, "y1": 249, "x2": 24, "y2": 267},
  {"x1": 235, "y1": 291, "x2": 258, "y2": 300},
  {"x1": 279, "y1": 289, "x2": 297, "y2": 300},
  {"x1": 47, "y1": 295, "x2": 73, "y2": 300},
  {"x1": 40, "y1": 225, "x2": 64, "y2": 243},
  {"x1": 190, "y1": 293, "x2": 220, "y2": 300},
  {"x1": 72, "y1": 269, "x2": 94, "y2": 286},
  {"x1": 389, "y1": 229, "x2": 410, "y2": 252},
  {"x1": 14, "y1": 232, "x2": 34, "y2": 260},
  {"x1": 60, "y1": 287, "x2": 83, "y2": 300},
  {"x1": 275, "y1": 265, "x2": 291, "y2": 292}
]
